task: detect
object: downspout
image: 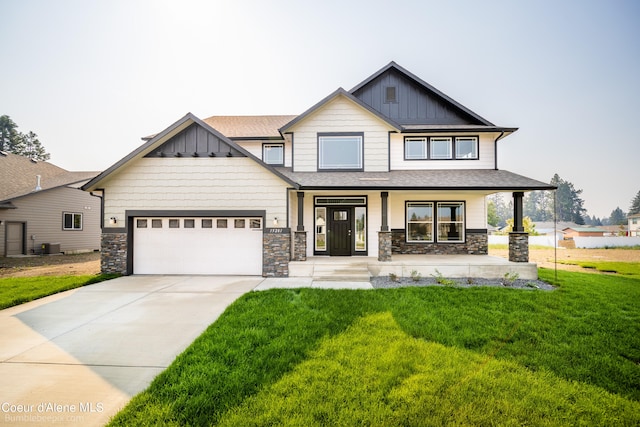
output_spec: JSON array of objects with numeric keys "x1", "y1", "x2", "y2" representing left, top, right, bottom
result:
[
  {"x1": 90, "y1": 190, "x2": 104, "y2": 228},
  {"x1": 493, "y1": 131, "x2": 505, "y2": 170}
]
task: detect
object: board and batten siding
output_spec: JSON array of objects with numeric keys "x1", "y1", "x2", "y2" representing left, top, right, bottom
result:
[
  {"x1": 0, "y1": 186, "x2": 101, "y2": 255},
  {"x1": 388, "y1": 192, "x2": 487, "y2": 230},
  {"x1": 101, "y1": 157, "x2": 290, "y2": 227},
  {"x1": 389, "y1": 133, "x2": 498, "y2": 170},
  {"x1": 288, "y1": 96, "x2": 395, "y2": 172}
]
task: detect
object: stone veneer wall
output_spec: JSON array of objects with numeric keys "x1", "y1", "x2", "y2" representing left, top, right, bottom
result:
[
  {"x1": 101, "y1": 232, "x2": 128, "y2": 275},
  {"x1": 293, "y1": 231, "x2": 307, "y2": 261},
  {"x1": 391, "y1": 229, "x2": 488, "y2": 255},
  {"x1": 263, "y1": 230, "x2": 291, "y2": 277},
  {"x1": 509, "y1": 232, "x2": 529, "y2": 262},
  {"x1": 378, "y1": 231, "x2": 392, "y2": 261}
]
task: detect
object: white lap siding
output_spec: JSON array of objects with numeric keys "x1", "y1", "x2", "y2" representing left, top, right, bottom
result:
[{"x1": 101, "y1": 157, "x2": 290, "y2": 227}]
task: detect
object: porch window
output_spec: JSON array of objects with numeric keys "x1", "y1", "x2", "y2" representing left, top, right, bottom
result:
[
  {"x1": 318, "y1": 134, "x2": 363, "y2": 170},
  {"x1": 263, "y1": 143, "x2": 284, "y2": 165},
  {"x1": 405, "y1": 137, "x2": 428, "y2": 160},
  {"x1": 437, "y1": 202, "x2": 465, "y2": 242},
  {"x1": 355, "y1": 207, "x2": 367, "y2": 251},
  {"x1": 406, "y1": 202, "x2": 433, "y2": 242},
  {"x1": 455, "y1": 137, "x2": 478, "y2": 159},
  {"x1": 63, "y1": 212, "x2": 82, "y2": 230},
  {"x1": 315, "y1": 207, "x2": 327, "y2": 251},
  {"x1": 430, "y1": 137, "x2": 452, "y2": 159}
]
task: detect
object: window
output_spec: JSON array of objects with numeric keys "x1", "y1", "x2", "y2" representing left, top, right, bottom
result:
[
  {"x1": 406, "y1": 202, "x2": 465, "y2": 243},
  {"x1": 405, "y1": 137, "x2": 428, "y2": 160},
  {"x1": 455, "y1": 137, "x2": 478, "y2": 159},
  {"x1": 169, "y1": 219, "x2": 180, "y2": 228},
  {"x1": 184, "y1": 219, "x2": 195, "y2": 228},
  {"x1": 202, "y1": 219, "x2": 213, "y2": 228},
  {"x1": 136, "y1": 219, "x2": 147, "y2": 228},
  {"x1": 217, "y1": 219, "x2": 228, "y2": 228},
  {"x1": 63, "y1": 212, "x2": 82, "y2": 230},
  {"x1": 437, "y1": 202, "x2": 465, "y2": 242},
  {"x1": 234, "y1": 219, "x2": 245, "y2": 228},
  {"x1": 318, "y1": 134, "x2": 363, "y2": 170},
  {"x1": 250, "y1": 219, "x2": 262, "y2": 229},
  {"x1": 315, "y1": 207, "x2": 326, "y2": 251},
  {"x1": 385, "y1": 86, "x2": 397, "y2": 103},
  {"x1": 406, "y1": 203, "x2": 433, "y2": 242},
  {"x1": 355, "y1": 207, "x2": 367, "y2": 251},
  {"x1": 430, "y1": 137, "x2": 452, "y2": 159},
  {"x1": 263, "y1": 144, "x2": 284, "y2": 165},
  {"x1": 152, "y1": 219, "x2": 163, "y2": 228}
]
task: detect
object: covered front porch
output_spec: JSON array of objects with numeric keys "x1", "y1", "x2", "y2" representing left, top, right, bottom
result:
[{"x1": 289, "y1": 254, "x2": 538, "y2": 281}]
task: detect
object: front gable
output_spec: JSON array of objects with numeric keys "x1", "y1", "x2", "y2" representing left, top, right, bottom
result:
[
  {"x1": 145, "y1": 123, "x2": 244, "y2": 158},
  {"x1": 351, "y1": 62, "x2": 494, "y2": 127}
]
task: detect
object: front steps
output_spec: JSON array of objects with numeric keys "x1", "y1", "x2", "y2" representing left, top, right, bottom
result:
[{"x1": 290, "y1": 258, "x2": 371, "y2": 282}]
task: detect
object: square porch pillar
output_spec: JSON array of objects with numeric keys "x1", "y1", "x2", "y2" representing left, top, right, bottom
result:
[
  {"x1": 293, "y1": 231, "x2": 307, "y2": 261},
  {"x1": 509, "y1": 232, "x2": 529, "y2": 262}
]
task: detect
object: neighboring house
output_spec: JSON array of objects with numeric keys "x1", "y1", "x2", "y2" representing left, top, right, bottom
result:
[
  {"x1": 600, "y1": 224, "x2": 628, "y2": 237},
  {"x1": 627, "y1": 213, "x2": 640, "y2": 237},
  {"x1": 0, "y1": 152, "x2": 101, "y2": 256},
  {"x1": 562, "y1": 226, "x2": 606, "y2": 238},
  {"x1": 83, "y1": 61, "x2": 555, "y2": 276}
]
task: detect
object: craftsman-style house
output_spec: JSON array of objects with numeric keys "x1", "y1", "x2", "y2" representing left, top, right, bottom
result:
[{"x1": 83, "y1": 62, "x2": 554, "y2": 277}]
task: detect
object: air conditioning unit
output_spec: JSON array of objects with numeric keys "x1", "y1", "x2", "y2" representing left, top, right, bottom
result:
[{"x1": 41, "y1": 243, "x2": 61, "y2": 255}]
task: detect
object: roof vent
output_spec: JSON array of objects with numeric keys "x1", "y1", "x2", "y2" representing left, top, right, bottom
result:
[{"x1": 35, "y1": 175, "x2": 42, "y2": 191}]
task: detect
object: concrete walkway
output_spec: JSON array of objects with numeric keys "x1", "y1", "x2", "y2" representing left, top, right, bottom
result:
[{"x1": 0, "y1": 276, "x2": 371, "y2": 426}]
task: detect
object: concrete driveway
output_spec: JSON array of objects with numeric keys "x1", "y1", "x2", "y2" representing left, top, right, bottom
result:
[{"x1": 0, "y1": 275, "x2": 265, "y2": 426}]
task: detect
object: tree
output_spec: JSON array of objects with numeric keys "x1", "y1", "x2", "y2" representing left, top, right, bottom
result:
[
  {"x1": 0, "y1": 115, "x2": 50, "y2": 161},
  {"x1": 523, "y1": 190, "x2": 553, "y2": 221},
  {"x1": 503, "y1": 216, "x2": 539, "y2": 235},
  {"x1": 487, "y1": 193, "x2": 511, "y2": 228},
  {"x1": 609, "y1": 207, "x2": 627, "y2": 226},
  {"x1": 629, "y1": 191, "x2": 640, "y2": 215},
  {"x1": 550, "y1": 174, "x2": 586, "y2": 224}
]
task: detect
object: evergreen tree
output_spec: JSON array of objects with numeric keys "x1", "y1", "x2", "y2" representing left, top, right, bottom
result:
[
  {"x1": 609, "y1": 207, "x2": 627, "y2": 226},
  {"x1": 550, "y1": 174, "x2": 586, "y2": 224},
  {"x1": 0, "y1": 115, "x2": 50, "y2": 161},
  {"x1": 523, "y1": 190, "x2": 553, "y2": 221},
  {"x1": 629, "y1": 190, "x2": 640, "y2": 215}
]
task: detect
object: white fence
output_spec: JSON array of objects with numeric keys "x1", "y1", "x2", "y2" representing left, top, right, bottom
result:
[{"x1": 489, "y1": 235, "x2": 640, "y2": 248}]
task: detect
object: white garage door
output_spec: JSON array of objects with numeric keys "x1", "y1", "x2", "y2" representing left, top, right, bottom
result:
[{"x1": 133, "y1": 217, "x2": 263, "y2": 275}]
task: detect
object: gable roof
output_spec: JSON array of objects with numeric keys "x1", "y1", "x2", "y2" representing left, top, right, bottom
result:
[
  {"x1": 82, "y1": 113, "x2": 298, "y2": 192},
  {"x1": 203, "y1": 115, "x2": 297, "y2": 139},
  {"x1": 563, "y1": 226, "x2": 607, "y2": 233},
  {"x1": 279, "y1": 88, "x2": 402, "y2": 134},
  {"x1": 0, "y1": 152, "x2": 98, "y2": 203}
]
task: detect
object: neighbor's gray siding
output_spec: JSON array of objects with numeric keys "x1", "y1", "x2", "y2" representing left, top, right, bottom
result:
[
  {"x1": 0, "y1": 186, "x2": 101, "y2": 255},
  {"x1": 353, "y1": 68, "x2": 480, "y2": 125}
]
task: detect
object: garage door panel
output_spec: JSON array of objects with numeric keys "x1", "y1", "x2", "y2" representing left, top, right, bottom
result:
[{"x1": 133, "y1": 218, "x2": 262, "y2": 275}]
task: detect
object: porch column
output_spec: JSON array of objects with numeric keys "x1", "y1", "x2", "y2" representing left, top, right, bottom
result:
[
  {"x1": 509, "y1": 191, "x2": 528, "y2": 262},
  {"x1": 381, "y1": 191, "x2": 389, "y2": 231},
  {"x1": 378, "y1": 191, "x2": 392, "y2": 261},
  {"x1": 293, "y1": 191, "x2": 307, "y2": 261},
  {"x1": 512, "y1": 192, "x2": 524, "y2": 232}
]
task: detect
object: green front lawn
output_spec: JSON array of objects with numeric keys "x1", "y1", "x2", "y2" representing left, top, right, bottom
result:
[
  {"x1": 0, "y1": 274, "x2": 118, "y2": 309},
  {"x1": 110, "y1": 268, "x2": 640, "y2": 426}
]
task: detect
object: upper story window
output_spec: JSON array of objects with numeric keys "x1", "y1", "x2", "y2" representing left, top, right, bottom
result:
[
  {"x1": 263, "y1": 143, "x2": 284, "y2": 166},
  {"x1": 63, "y1": 212, "x2": 82, "y2": 230},
  {"x1": 318, "y1": 133, "x2": 363, "y2": 171},
  {"x1": 404, "y1": 136, "x2": 479, "y2": 160},
  {"x1": 385, "y1": 86, "x2": 397, "y2": 103}
]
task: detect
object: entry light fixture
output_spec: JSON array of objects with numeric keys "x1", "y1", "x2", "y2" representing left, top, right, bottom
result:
[
  {"x1": 109, "y1": 217, "x2": 118, "y2": 225},
  {"x1": 273, "y1": 217, "x2": 278, "y2": 227}
]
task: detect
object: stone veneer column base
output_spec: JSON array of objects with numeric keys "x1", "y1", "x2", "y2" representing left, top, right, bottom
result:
[
  {"x1": 263, "y1": 229, "x2": 291, "y2": 277},
  {"x1": 378, "y1": 231, "x2": 392, "y2": 261},
  {"x1": 509, "y1": 232, "x2": 529, "y2": 262},
  {"x1": 101, "y1": 232, "x2": 128, "y2": 275},
  {"x1": 293, "y1": 231, "x2": 307, "y2": 261}
]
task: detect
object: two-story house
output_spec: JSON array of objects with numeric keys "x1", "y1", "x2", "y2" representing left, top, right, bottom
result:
[{"x1": 83, "y1": 62, "x2": 554, "y2": 277}]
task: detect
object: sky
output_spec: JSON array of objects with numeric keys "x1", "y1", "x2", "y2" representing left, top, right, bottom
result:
[{"x1": 1, "y1": 0, "x2": 639, "y2": 219}]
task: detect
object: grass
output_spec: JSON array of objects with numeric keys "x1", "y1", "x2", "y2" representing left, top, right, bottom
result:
[
  {"x1": 109, "y1": 269, "x2": 640, "y2": 426},
  {"x1": 557, "y1": 260, "x2": 640, "y2": 278},
  {"x1": 0, "y1": 274, "x2": 119, "y2": 309}
]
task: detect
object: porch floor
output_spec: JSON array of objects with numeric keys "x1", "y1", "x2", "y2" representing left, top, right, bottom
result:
[{"x1": 289, "y1": 255, "x2": 538, "y2": 281}]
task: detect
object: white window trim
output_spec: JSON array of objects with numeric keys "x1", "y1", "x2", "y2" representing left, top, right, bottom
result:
[
  {"x1": 318, "y1": 134, "x2": 363, "y2": 170},
  {"x1": 63, "y1": 212, "x2": 83, "y2": 231}
]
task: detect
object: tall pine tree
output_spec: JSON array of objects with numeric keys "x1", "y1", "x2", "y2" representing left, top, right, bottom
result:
[
  {"x1": 550, "y1": 174, "x2": 586, "y2": 224},
  {"x1": 629, "y1": 191, "x2": 640, "y2": 215},
  {"x1": 0, "y1": 115, "x2": 50, "y2": 161}
]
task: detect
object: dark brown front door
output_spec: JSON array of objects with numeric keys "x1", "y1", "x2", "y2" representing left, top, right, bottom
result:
[{"x1": 328, "y1": 208, "x2": 351, "y2": 256}]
